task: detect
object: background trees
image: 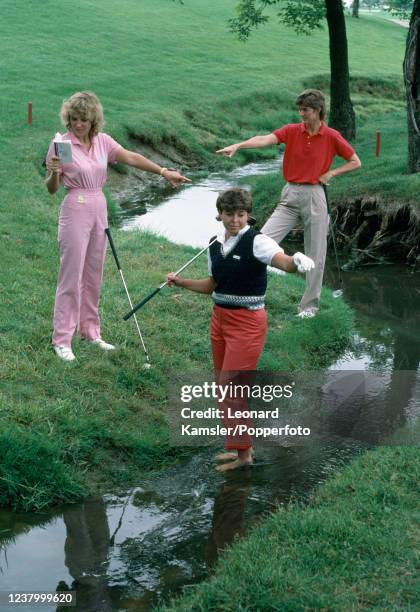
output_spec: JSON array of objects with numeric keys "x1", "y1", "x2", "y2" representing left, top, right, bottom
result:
[
  {"x1": 403, "y1": 0, "x2": 420, "y2": 172},
  {"x1": 229, "y1": 0, "x2": 356, "y2": 139},
  {"x1": 352, "y1": 1, "x2": 360, "y2": 18}
]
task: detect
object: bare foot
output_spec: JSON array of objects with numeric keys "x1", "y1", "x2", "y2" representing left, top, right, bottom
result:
[
  {"x1": 214, "y1": 452, "x2": 238, "y2": 462},
  {"x1": 215, "y1": 448, "x2": 254, "y2": 472},
  {"x1": 215, "y1": 457, "x2": 253, "y2": 472}
]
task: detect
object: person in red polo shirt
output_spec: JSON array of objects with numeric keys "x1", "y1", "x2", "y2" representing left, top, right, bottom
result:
[{"x1": 216, "y1": 89, "x2": 361, "y2": 318}]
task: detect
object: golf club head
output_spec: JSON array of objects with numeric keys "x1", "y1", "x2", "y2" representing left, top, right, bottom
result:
[
  {"x1": 143, "y1": 362, "x2": 152, "y2": 370},
  {"x1": 332, "y1": 289, "x2": 343, "y2": 299}
]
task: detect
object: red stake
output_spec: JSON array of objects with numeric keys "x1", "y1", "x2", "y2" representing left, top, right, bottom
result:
[
  {"x1": 27, "y1": 101, "x2": 33, "y2": 125},
  {"x1": 375, "y1": 130, "x2": 380, "y2": 157}
]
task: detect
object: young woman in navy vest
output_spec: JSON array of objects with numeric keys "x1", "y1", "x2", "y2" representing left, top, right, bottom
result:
[{"x1": 167, "y1": 188, "x2": 314, "y2": 471}]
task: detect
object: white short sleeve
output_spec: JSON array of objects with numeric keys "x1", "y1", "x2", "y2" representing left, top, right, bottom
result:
[{"x1": 253, "y1": 234, "x2": 283, "y2": 265}]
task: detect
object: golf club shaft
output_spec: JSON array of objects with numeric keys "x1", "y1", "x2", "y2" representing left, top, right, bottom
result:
[
  {"x1": 105, "y1": 228, "x2": 121, "y2": 270},
  {"x1": 322, "y1": 185, "x2": 343, "y2": 286},
  {"x1": 119, "y1": 270, "x2": 150, "y2": 359},
  {"x1": 124, "y1": 237, "x2": 218, "y2": 320},
  {"x1": 123, "y1": 287, "x2": 161, "y2": 319},
  {"x1": 105, "y1": 228, "x2": 151, "y2": 363}
]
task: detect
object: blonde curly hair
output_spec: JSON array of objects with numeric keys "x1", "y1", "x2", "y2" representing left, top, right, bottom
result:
[{"x1": 60, "y1": 91, "x2": 105, "y2": 136}]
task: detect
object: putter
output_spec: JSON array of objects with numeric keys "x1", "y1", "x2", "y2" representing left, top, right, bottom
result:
[
  {"x1": 105, "y1": 228, "x2": 151, "y2": 369},
  {"x1": 124, "y1": 237, "x2": 218, "y2": 320},
  {"x1": 322, "y1": 185, "x2": 343, "y2": 298}
]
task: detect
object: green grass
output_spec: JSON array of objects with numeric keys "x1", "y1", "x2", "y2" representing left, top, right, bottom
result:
[
  {"x1": 159, "y1": 446, "x2": 420, "y2": 611},
  {"x1": 0, "y1": 1, "x2": 410, "y2": 171}
]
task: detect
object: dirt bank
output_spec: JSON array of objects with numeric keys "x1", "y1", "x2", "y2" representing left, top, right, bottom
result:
[
  {"x1": 107, "y1": 138, "x2": 195, "y2": 211},
  {"x1": 331, "y1": 197, "x2": 420, "y2": 269}
]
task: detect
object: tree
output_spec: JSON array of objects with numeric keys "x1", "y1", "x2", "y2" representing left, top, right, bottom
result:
[
  {"x1": 229, "y1": 0, "x2": 356, "y2": 140},
  {"x1": 403, "y1": 0, "x2": 420, "y2": 172},
  {"x1": 325, "y1": 0, "x2": 356, "y2": 139},
  {"x1": 360, "y1": 0, "x2": 383, "y2": 9},
  {"x1": 386, "y1": 0, "x2": 414, "y2": 19},
  {"x1": 352, "y1": 0, "x2": 360, "y2": 18}
]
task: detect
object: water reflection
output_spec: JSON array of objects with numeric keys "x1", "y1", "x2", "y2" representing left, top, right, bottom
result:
[
  {"x1": 60, "y1": 500, "x2": 112, "y2": 611},
  {"x1": 0, "y1": 393, "x2": 418, "y2": 612},
  {"x1": 205, "y1": 471, "x2": 252, "y2": 568},
  {"x1": 120, "y1": 160, "x2": 281, "y2": 247},
  {"x1": 0, "y1": 445, "x2": 364, "y2": 611},
  {"x1": 327, "y1": 263, "x2": 420, "y2": 372}
]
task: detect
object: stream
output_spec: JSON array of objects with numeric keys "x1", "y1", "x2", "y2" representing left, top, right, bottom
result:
[{"x1": 1, "y1": 162, "x2": 419, "y2": 612}]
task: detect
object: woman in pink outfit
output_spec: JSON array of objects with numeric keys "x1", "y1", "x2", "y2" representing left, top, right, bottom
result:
[{"x1": 46, "y1": 91, "x2": 190, "y2": 361}]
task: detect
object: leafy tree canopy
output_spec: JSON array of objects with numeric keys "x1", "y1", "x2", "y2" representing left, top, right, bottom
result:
[
  {"x1": 229, "y1": 0, "x2": 326, "y2": 39},
  {"x1": 386, "y1": 0, "x2": 414, "y2": 18}
]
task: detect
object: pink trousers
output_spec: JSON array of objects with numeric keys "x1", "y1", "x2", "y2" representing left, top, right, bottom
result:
[{"x1": 53, "y1": 189, "x2": 108, "y2": 347}]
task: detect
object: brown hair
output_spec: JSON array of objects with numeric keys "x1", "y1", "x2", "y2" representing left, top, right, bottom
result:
[
  {"x1": 60, "y1": 91, "x2": 104, "y2": 136},
  {"x1": 216, "y1": 188, "x2": 252, "y2": 215},
  {"x1": 295, "y1": 89, "x2": 326, "y2": 120}
]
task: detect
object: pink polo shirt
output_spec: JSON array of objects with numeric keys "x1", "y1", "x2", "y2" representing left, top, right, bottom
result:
[
  {"x1": 46, "y1": 131, "x2": 122, "y2": 190},
  {"x1": 273, "y1": 123, "x2": 355, "y2": 184}
]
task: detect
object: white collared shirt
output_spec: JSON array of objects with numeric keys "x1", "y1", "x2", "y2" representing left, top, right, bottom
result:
[{"x1": 207, "y1": 225, "x2": 283, "y2": 275}]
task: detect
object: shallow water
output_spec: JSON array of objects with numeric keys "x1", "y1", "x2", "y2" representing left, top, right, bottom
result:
[
  {"x1": 1, "y1": 164, "x2": 419, "y2": 612},
  {"x1": 120, "y1": 159, "x2": 281, "y2": 247},
  {"x1": 0, "y1": 445, "x2": 373, "y2": 612}
]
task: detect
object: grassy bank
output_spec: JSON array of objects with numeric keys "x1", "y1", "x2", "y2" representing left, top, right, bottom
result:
[{"x1": 160, "y1": 446, "x2": 420, "y2": 611}]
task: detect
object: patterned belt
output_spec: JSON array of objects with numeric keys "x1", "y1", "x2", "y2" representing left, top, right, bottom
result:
[{"x1": 212, "y1": 292, "x2": 265, "y2": 310}]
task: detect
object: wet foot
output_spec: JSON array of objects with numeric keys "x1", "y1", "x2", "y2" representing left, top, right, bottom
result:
[
  {"x1": 215, "y1": 448, "x2": 254, "y2": 471},
  {"x1": 215, "y1": 457, "x2": 253, "y2": 472},
  {"x1": 214, "y1": 452, "x2": 238, "y2": 462}
]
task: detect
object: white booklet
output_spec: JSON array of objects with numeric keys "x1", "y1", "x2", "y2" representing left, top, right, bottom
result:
[{"x1": 53, "y1": 132, "x2": 73, "y2": 163}]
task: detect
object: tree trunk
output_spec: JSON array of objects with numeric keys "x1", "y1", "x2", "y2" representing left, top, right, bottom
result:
[
  {"x1": 325, "y1": 0, "x2": 356, "y2": 140},
  {"x1": 404, "y1": 0, "x2": 420, "y2": 173},
  {"x1": 352, "y1": 0, "x2": 359, "y2": 18}
]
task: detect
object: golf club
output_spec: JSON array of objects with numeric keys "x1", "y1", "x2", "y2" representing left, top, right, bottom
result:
[
  {"x1": 105, "y1": 228, "x2": 151, "y2": 369},
  {"x1": 322, "y1": 184, "x2": 343, "y2": 298},
  {"x1": 124, "y1": 237, "x2": 219, "y2": 320}
]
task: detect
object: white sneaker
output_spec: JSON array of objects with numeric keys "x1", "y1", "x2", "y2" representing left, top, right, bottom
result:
[
  {"x1": 296, "y1": 309, "x2": 317, "y2": 319},
  {"x1": 88, "y1": 338, "x2": 115, "y2": 351},
  {"x1": 53, "y1": 345, "x2": 76, "y2": 361}
]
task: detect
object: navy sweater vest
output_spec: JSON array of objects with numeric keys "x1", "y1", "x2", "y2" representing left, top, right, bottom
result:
[{"x1": 209, "y1": 229, "x2": 267, "y2": 300}]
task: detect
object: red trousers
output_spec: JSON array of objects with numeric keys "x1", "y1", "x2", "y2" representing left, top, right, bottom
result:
[{"x1": 210, "y1": 305, "x2": 267, "y2": 450}]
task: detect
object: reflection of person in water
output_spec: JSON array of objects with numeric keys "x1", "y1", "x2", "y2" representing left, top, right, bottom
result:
[
  {"x1": 59, "y1": 499, "x2": 113, "y2": 611},
  {"x1": 323, "y1": 267, "x2": 419, "y2": 446},
  {"x1": 205, "y1": 472, "x2": 252, "y2": 567}
]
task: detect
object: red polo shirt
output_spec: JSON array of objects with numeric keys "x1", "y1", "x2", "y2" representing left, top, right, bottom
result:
[{"x1": 273, "y1": 123, "x2": 355, "y2": 184}]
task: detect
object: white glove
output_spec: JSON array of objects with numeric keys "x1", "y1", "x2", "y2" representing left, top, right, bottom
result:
[{"x1": 293, "y1": 252, "x2": 315, "y2": 273}]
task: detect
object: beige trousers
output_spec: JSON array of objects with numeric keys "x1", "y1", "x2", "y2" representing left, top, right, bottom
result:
[{"x1": 261, "y1": 183, "x2": 328, "y2": 312}]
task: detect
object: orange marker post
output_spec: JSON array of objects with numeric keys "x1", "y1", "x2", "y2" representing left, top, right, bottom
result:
[{"x1": 27, "y1": 102, "x2": 33, "y2": 125}]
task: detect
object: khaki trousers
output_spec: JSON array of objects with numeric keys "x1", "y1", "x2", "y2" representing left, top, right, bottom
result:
[{"x1": 261, "y1": 183, "x2": 328, "y2": 312}]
